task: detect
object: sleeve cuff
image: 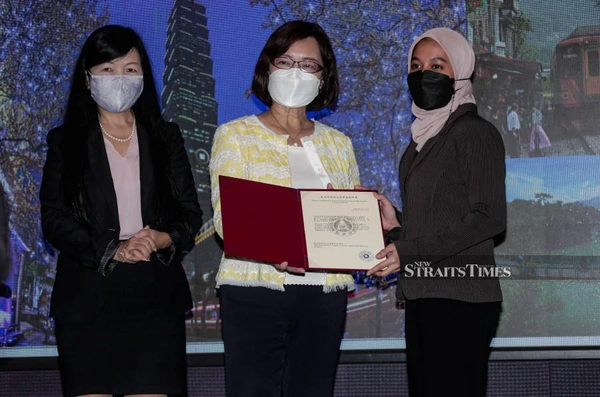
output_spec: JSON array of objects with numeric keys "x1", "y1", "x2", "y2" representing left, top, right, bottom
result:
[
  {"x1": 394, "y1": 208, "x2": 403, "y2": 226},
  {"x1": 385, "y1": 226, "x2": 402, "y2": 242},
  {"x1": 156, "y1": 244, "x2": 176, "y2": 266},
  {"x1": 155, "y1": 228, "x2": 181, "y2": 266},
  {"x1": 168, "y1": 228, "x2": 182, "y2": 247},
  {"x1": 394, "y1": 240, "x2": 420, "y2": 270},
  {"x1": 98, "y1": 239, "x2": 120, "y2": 277}
]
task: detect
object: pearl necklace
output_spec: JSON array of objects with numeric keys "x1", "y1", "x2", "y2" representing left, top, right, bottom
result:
[{"x1": 99, "y1": 120, "x2": 136, "y2": 142}]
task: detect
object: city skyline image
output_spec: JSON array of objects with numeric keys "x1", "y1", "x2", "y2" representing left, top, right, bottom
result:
[{"x1": 2, "y1": 0, "x2": 599, "y2": 354}]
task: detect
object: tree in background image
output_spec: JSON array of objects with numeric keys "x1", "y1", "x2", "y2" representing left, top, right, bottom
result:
[
  {"x1": 498, "y1": 279, "x2": 569, "y2": 338},
  {"x1": 249, "y1": 0, "x2": 466, "y2": 204},
  {"x1": 0, "y1": 0, "x2": 107, "y2": 333},
  {"x1": 511, "y1": 10, "x2": 533, "y2": 60},
  {"x1": 466, "y1": 0, "x2": 532, "y2": 61},
  {"x1": 498, "y1": 194, "x2": 600, "y2": 256}
]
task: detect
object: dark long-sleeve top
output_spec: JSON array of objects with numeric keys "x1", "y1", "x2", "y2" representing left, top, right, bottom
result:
[
  {"x1": 40, "y1": 121, "x2": 203, "y2": 321},
  {"x1": 388, "y1": 103, "x2": 506, "y2": 303}
]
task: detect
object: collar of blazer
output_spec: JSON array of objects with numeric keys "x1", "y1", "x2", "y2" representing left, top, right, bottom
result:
[
  {"x1": 404, "y1": 103, "x2": 478, "y2": 183},
  {"x1": 437, "y1": 102, "x2": 478, "y2": 137}
]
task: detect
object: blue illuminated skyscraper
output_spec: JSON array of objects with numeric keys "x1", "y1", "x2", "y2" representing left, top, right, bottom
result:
[{"x1": 162, "y1": 0, "x2": 218, "y2": 217}]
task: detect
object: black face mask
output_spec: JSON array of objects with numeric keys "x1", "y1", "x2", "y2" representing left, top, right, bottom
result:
[{"x1": 407, "y1": 70, "x2": 457, "y2": 110}]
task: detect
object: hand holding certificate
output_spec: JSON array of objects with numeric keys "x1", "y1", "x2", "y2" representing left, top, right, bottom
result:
[{"x1": 219, "y1": 176, "x2": 385, "y2": 271}]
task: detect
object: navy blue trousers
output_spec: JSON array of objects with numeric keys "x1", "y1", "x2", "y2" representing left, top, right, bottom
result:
[{"x1": 219, "y1": 285, "x2": 348, "y2": 397}]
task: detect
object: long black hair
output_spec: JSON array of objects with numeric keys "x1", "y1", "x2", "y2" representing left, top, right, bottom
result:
[
  {"x1": 64, "y1": 25, "x2": 163, "y2": 135},
  {"x1": 62, "y1": 25, "x2": 176, "y2": 227}
]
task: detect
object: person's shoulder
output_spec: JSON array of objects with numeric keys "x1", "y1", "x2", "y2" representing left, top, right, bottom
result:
[
  {"x1": 314, "y1": 120, "x2": 351, "y2": 143},
  {"x1": 217, "y1": 115, "x2": 258, "y2": 133},
  {"x1": 159, "y1": 121, "x2": 179, "y2": 140},
  {"x1": 450, "y1": 107, "x2": 504, "y2": 154},
  {"x1": 164, "y1": 121, "x2": 180, "y2": 132},
  {"x1": 48, "y1": 124, "x2": 68, "y2": 135},
  {"x1": 46, "y1": 124, "x2": 70, "y2": 145},
  {"x1": 455, "y1": 108, "x2": 501, "y2": 139}
]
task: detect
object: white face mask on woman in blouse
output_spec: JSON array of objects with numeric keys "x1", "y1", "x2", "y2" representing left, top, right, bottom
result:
[
  {"x1": 89, "y1": 74, "x2": 144, "y2": 113},
  {"x1": 267, "y1": 68, "x2": 320, "y2": 108}
]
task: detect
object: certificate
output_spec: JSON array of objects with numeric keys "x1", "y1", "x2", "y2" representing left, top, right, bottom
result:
[
  {"x1": 299, "y1": 191, "x2": 385, "y2": 270},
  {"x1": 219, "y1": 175, "x2": 385, "y2": 271}
]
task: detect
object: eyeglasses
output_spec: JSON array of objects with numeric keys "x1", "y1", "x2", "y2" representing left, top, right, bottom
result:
[{"x1": 270, "y1": 56, "x2": 324, "y2": 73}]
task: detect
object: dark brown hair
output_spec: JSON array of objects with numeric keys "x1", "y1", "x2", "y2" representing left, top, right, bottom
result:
[{"x1": 252, "y1": 20, "x2": 339, "y2": 111}]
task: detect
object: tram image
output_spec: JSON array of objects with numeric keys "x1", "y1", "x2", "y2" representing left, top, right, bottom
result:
[{"x1": 551, "y1": 25, "x2": 600, "y2": 121}]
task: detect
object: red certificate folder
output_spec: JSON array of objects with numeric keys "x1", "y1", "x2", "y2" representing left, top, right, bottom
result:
[{"x1": 219, "y1": 175, "x2": 384, "y2": 271}]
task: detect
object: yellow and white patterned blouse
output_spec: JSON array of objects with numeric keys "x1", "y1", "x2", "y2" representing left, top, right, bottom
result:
[{"x1": 210, "y1": 115, "x2": 360, "y2": 292}]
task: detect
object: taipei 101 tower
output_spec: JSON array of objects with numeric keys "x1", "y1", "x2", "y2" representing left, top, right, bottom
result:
[{"x1": 162, "y1": 0, "x2": 218, "y2": 219}]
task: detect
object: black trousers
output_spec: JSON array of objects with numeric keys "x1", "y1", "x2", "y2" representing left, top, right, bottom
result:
[
  {"x1": 405, "y1": 298, "x2": 501, "y2": 397},
  {"x1": 219, "y1": 285, "x2": 348, "y2": 397}
]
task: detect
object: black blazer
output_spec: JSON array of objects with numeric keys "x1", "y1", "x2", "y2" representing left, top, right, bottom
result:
[
  {"x1": 389, "y1": 104, "x2": 506, "y2": 303},
  {"x1": 40, "y1": 122, "x2": 203, "y2": 322}
]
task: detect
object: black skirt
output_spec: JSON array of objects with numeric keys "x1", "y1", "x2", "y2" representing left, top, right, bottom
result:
[{"x1": 54, "y1": 260, "x2": 187, "y2": 396}]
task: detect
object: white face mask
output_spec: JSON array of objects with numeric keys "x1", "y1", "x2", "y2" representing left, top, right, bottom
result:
[
  {"x1": 89, "y1": 74, "x2": 144, "y2": 113},
  {"x1": 267, "y1": 68, "x2": 320, "y2": 108}
]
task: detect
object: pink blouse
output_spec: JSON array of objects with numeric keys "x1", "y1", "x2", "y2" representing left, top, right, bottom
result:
[{"x1": 103, "y1": 132, "x2": 143, "y2": 240}]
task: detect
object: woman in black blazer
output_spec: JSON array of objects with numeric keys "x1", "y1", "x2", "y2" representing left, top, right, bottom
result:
[
  {"x1": 368, "y1": 28, "x2": 506, "y2": 397},
  {"x1": 40, "y1": 25, "x2": 202, "y2": 397}
]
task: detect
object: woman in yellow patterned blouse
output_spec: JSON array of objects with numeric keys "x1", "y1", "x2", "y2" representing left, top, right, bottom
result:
[{"x1": 209, "y1": 20, "x2": 359, "y2": 397}]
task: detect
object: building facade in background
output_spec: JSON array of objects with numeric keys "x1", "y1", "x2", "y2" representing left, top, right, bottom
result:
[
  {"x1": 468, "y1": 0, "x2": 520, "y2": 58},
  {"x1": 162, "y1": 0, "x2": 218, "y2": 217}
]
